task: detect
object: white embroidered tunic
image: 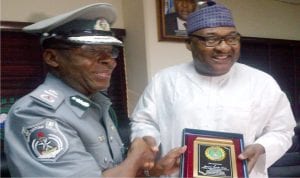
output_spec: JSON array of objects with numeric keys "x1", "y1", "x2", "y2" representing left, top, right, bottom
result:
[{"x1": 131, "y1": 62, "x2": 296, "y2": 178}]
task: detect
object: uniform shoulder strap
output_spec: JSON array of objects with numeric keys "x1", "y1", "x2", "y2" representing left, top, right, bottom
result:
[{"x1": 29, "y1": 85, "x2": 65, "y2": 110}]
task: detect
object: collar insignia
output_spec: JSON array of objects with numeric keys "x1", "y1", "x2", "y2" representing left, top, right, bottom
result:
[{"x1": 70, "y1": 95, "x2": 91, "y2": 111}]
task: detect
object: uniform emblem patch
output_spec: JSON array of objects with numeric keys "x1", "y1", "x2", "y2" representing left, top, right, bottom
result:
[{"x1": 22, "y1": 119, "x2": 68, "y2": 161}]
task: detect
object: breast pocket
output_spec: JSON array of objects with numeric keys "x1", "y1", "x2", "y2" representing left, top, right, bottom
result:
[
  {"x1": 81, "y1": 124, "x2": 114, "y2": 170},
  {"x1": 85, "y1": 140, "x2": 114, "y2": 170}
]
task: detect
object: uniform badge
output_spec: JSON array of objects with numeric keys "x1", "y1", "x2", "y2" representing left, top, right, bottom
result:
[
  {"x1": 94, "y1": 18, "x2": 111, "y2": 31},
  {"x1": 205, "y1": 146, "x2": 226, "y2": 161},
  {"x1": 22, "y1": 119, "x2": 68, "y2": 161}
]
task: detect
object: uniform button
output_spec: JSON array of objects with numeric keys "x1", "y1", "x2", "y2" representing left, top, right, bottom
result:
[
  {"x1": 104, "y1": 157, "x2": 108, "y2": 163},
  {"x1": 109, "y1": 136, "x2": 113, "y2": 142}
]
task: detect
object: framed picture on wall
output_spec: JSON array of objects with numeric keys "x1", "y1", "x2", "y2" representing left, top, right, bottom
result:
[{"x1": 156, "y1": 0, "x2": 199, "y2": 42}]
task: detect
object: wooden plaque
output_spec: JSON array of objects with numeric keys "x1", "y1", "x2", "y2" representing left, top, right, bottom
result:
[{"x1": 180, "y1": 128, "x2": 248, "y2": 178}]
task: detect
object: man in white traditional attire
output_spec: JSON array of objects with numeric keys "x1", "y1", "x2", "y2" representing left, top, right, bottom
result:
[{"x1": 130, "y1": 1, "x2": 296, "y2": 178}]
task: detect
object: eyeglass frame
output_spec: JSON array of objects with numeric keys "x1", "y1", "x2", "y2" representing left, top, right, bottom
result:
[
  {"x1": 188, "y1": 33, "x2": 241, "y2": 47},
  {"x1": 49, "y1": 44, "x2": 120, "y2": 59}
]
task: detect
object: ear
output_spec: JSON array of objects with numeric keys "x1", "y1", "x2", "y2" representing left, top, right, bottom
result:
[{"x1": 43, "y1": 49, "x2": 60, "y2": 67}]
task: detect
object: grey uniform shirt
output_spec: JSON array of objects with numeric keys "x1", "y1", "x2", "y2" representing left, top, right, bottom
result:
[{"x1": 4, "y1": 73, "x2": 125, "y2": 177}]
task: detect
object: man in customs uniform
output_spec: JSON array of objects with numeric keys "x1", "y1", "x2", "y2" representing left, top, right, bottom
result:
[{"x1": 4, "y1": 3, "x2": 186, "y2": 177}]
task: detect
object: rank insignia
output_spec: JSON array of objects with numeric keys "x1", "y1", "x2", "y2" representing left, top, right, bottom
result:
[
  {"x1": 39, "y1": 89, "x2": 58, "y2": 103},
  {"x1": 30, "y1": 86, "x2": 64, "y2": 110},
  {"x1": 70, "y1": 95, "x2": 91, "y2": 111},
  {"x1": 22, "y1": 119, "x2": 68, "y2": 161}
]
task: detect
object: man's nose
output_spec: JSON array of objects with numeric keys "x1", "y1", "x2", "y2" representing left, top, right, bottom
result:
[
  {"x1": 215, "y1": 40, "x2": 231, "y2": 51},
  {"x1": 99, "y1": 58, "x2": 116, "y2": 68}
]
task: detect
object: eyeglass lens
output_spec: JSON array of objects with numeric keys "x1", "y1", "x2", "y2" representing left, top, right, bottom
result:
[
  {"x1": 190, "y1": 33, "x2": 241, "y2": 47},
  {"x1": 80, "y1": 45, "x2": 120, "y2": 59}
]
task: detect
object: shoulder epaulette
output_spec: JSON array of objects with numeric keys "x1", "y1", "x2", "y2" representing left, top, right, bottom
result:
[{"x1": 29, "y1": 85, "x2": 65, "y2": 110}]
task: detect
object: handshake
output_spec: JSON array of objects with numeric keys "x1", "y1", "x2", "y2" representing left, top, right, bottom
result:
[{"x1": 128, "y1": 136, "x2": 187, "y2": 177}]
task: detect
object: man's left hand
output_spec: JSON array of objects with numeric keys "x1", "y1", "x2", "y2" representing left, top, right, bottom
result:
[{"x1": 238, "y1": 143, "x2": 265, "y2": 173}]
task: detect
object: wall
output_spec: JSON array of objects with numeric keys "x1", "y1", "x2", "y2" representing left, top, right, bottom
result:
[
  {"x1": 224, "y1": 0, "x2": 300, "y2": 40},
  {"x1": 122, "y1": 0, "x2": 148, "y2": 113}
]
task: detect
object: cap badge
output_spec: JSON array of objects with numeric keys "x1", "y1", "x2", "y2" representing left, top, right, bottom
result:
[{"x1": 94, "y1": 18, "x2": 111, "y2": 31}]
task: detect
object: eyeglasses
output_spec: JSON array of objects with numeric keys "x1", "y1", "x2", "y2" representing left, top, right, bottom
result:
[
  {"x1": 79, "y1": 45, "x2": 120, "y2": 59},
  {"x1": 52, "y1": 45, "x2": 120, "y2": 59},
  {"x1": 189, "y1": 33, "x2": 241, "y2": 47}
]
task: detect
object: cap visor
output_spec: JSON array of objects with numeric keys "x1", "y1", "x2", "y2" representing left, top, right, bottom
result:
[{"x1": 67, "y1": 36, "x2": 123, "y2": 46}]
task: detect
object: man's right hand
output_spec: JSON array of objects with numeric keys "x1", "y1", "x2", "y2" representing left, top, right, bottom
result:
[
  {"x1": 139, "y1": 136, "x2": 188, "y2": 177},
  {"x1": 149, "y1": 145, "x2": 187, "y2": 177},
  {"x1": 102, "y1": 137, "x2": 157, "y2": 178},
  {"x1": 143, "y1": 136, "x2": 159, "y2": 152},
  {"x1": 127, "y1": 137, "x2": 157, "y2": 170}
]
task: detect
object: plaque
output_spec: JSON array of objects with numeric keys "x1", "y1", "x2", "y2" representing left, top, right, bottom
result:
[{"x1": 180, "y1": 128, "x2": 248, "y2": 178}]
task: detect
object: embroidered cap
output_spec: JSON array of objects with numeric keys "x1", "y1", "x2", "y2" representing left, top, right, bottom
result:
[
  {"x1": 186, "y1": 1, "x2": 235, "y2": 34},
  {"x1": 23, "y1": 3, "x2": 123, "y2": 46}
]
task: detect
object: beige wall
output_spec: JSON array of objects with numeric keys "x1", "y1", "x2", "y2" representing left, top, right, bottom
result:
[
  {"x1": 220, "y1": 0, "x2": 300, "y2": 40},
  {"x1": 122, "y1": 0, "x2": 148, "y2": 113},
  {"x1": 2, "y1": 0, "x2": 300, "y2": 115}
]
